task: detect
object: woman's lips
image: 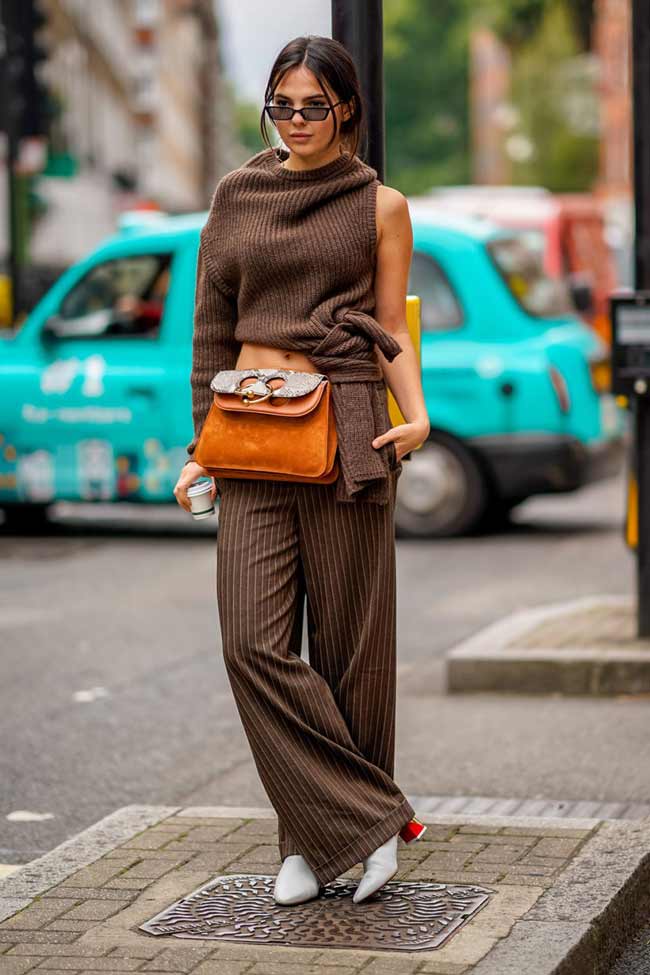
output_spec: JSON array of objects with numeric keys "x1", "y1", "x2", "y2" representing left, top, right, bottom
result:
[{"x1": 290, "y1": 134, "x2": 311, "y2": 139}]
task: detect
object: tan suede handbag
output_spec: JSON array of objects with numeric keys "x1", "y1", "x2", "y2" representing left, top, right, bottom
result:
[{"x1": 193, "y1": 368, "x2": 339, "y2": 484}]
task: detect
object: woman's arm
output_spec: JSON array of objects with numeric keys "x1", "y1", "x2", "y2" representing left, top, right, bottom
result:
[
  {"x1": 371, "y1": 184, "x2": 430, "y2": 462},
  {"x1": 184, "y1": 240, "x2": 239, "y2": 463}
]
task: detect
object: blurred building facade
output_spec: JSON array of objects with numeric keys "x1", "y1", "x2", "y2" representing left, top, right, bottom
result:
[
  {"x1": 469, "y1": 0, "x2": 634, "y2": 287},
  {"x1": 593, "y1": 0, "x2": 633, "y2": 285},
  {"x1": 3, "y1": 0, "x2": 236, "y2": 265},
  {"x1": 469, "y1": 28, "x2": 513, "y2": 186}
]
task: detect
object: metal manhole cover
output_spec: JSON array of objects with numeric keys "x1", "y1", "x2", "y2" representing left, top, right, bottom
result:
[{"x1": 138, "y1": 873, "x2": 495, "y2": 951}]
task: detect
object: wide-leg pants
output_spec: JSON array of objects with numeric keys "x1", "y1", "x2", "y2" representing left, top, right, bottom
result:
[{"x1": 215, "y1": 465, "x2": 415, "y2": 887}]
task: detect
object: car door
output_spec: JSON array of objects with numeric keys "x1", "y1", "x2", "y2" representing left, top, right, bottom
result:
[{"x1": 17, "y1": 245, "x2": 178, "y2": 503}]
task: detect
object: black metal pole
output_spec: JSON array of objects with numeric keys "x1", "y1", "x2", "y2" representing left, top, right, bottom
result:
[
  {"x1": 331, "y1": 0, "x2": 384, "y2": 182},
  {"x1": 632, "y1": 0, "x2": 650, "y2": 635}
]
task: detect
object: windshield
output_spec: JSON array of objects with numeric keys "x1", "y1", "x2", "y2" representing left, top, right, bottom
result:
[{"x1": 487, "y1": 235, "x2": 575, "y2": 318}]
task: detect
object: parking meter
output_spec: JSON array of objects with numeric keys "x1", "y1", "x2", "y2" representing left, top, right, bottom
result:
[{"x1": 611, "y1": 292, "x2": 650, "y2": 396}]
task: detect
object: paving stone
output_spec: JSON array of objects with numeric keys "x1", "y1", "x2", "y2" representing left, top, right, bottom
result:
[
  {"x1": 227, "y1": 822, "x2": 277, "y2": 837},
  {"x1": 33, "y1": 959, "x2": 142, "y2": 970},
  {"x1": 183, "y1": 829, "x2": 239, "y2": 844},
  {"x1": 457, "y1": 826, "x2": 502, "y2": 835},
  {"x1": 161, "y1": 818, "x2": 245, "y2": 829},
  {"x1": 499, "y1": 864, "x2": 556, "y2": 877},
  {"x1": 465, "y1": 836, "x2": 533, "y2": 847},
  {"x1": 403, "y1": 865, "x2": 502, "y2": 883},
  {"x1": 516, "y1": 856, "x2": 567, "y2": 868},
  {"x1": 462, "y1": 863, "x2": 510, "y2": 875},
  {"x1": 43, "y1": 925, "x2": 97, "y2": 935},
  {"x1": 208, "y1": 945, "x2": 321, "y2": 963},
  {"x1": 191, "y1": 964, "x2": 255, "y2": 975},
  {"x1": 0, "y1": 904, "x2": 80, "y2": 932},
  {"x1": 103, "y1": 949, "x2": 163, "y2": 960},
  {"x1": 139, "y1": 947, "x2": 215, "y2": 972},
  {"x1": 106, "y1": 854, "x2": 187, "y2": 864},
  {"x1": 5, "y1": 949, "x2": 110, "y2": 959},
  {"x1": 423, "y1": 842, "x2": 486, "y2": 853},
  {"x1": 118, "y1": 834, "x2": 185, "y2": 852},
  {"x1": 530, "y1": 837, "x2": 585, "y2": 858},
  {"x1": 418, "y1": 825, "x2": 459, "y2": 836},
  {"x1": 101, "y1": 882, "x2": 150, "y2": 892},
  {"x1": 246, "y1": 965, "x2": 354, "y2": 975},
  {"x1": 418, "y1": 963, "x2": 470, "y2": 974},
  {"x1": 59, "y1": 864, "x2": 139, "y2": 890},
  {"x1": 472, "y1": 848, "x2": 524, "y2": 865},
  {"x1": 499, "y1": 826, "x2": 593, "y2": 838},
  {"x1": 311, "y1": 949, "x2": 386, "y2": 966},
  {"x1": 0, "y1": 937, "x2": 78, "y2": 946},
  {"x1": 58, "y1": 904, "x2": 122, "y2": 923},
  {"x1": 362, "y1": 957, "x2": 423, "y2": 973},
  {"x1": 230, "y1": 846, "x2": 279, "y2": 865},
  {"x1": 40, "y1": 894, "x2": 132, "y2": 904},
  {"x1": 444, "y1": 840, "x2": 488, "y2": 851},
  {"x1": 498, "y1": 874, "x2": 553, "y2": 888},
  {"x1": 0, "y1": 958, "x2": 44, "y2": 974},
  {"x1": 116, "y1": 861, "x2": 188, "y2": 882}
]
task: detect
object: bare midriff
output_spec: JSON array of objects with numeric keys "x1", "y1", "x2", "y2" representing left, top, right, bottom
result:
[{"x1": 235, "y1": 341, "x2": 321, "y2": 374}]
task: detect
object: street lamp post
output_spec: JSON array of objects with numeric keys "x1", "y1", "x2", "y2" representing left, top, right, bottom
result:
[{"x1": 331, "y1": 0, "x2": 385, "y2": 182}]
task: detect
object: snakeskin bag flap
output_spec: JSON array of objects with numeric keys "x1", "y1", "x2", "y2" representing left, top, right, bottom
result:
[{"x1": 194, "y1": 368, "x2": 339, "y2": 484}]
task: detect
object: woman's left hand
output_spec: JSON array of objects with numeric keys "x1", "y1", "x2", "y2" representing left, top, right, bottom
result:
[{"x1": 372, "y1": 418, "x2": 430, "y2": 464}]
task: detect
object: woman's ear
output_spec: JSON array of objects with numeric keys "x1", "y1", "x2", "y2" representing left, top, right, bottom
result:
[{"x1": 341, "y1": 97, "x2": 354, "y2": 122}]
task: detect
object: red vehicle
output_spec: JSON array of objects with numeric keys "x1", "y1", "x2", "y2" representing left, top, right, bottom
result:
[{"x1": 423, "y1": 186, "x2": 617, "y2": 345}]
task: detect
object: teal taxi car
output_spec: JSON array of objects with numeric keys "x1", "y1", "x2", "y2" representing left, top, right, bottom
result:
[
  {"x1": 0, "y1": 205, "x2": 625, "y2": 535},
  {"x1": 396, "y1": 202, "x2": 625, "y2": 537}
]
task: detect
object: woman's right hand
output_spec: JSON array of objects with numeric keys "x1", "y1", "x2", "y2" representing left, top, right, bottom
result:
[{"x1": 174, "y1": 461, "x2": 216, "y2": 513}]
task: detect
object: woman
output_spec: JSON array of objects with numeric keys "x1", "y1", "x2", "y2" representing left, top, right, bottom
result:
[{"x1": 174, "y1": 35, "x2": 430, "y2": 906}]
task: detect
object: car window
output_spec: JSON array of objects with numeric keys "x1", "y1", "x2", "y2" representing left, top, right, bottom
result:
[
  {"x1": 487, "y1": 235, "x2": 574, "y2": 318},
  {"x1": 408, "y1": 250, "x2": 464, "y2": 332},
  {"x1": 57, "y1": 253, "x2": 173, "y2": 338}
]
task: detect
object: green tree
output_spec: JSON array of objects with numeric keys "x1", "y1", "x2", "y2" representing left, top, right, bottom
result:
[
  {"x1": 507, "y1": 0, "x2": 599, "y2": 190},
  {"x1": 384, "y1": 0, "x2": 471, "y2": 192}
]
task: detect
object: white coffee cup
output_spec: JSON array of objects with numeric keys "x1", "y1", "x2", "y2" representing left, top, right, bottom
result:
[{"x1": 187, "y1": 478, "x2": 215, "y2": 519}]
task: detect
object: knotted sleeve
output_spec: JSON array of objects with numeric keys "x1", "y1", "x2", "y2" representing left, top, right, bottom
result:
[{"x1": 184, "y1": 239, "x2": 239, "y2": 462}]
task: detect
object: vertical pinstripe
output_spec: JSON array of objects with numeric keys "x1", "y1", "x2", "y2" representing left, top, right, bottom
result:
[{"x1": 215, "y1": 465, "x2": 415, "y2": 887}]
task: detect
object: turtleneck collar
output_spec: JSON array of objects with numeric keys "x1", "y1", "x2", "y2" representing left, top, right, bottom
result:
[{"x1": 267, "y1": 145, "x2": 359, "y2": 182}]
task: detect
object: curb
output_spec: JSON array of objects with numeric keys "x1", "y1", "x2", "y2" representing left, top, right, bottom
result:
[
  {"x1": 445, "y1": 594, "x2": 650, "y2": 695},
  {"x1": 0, "y1": 805, "x2": 180, "y2": 923},
  {"x1": 472, "y1": 817, "x2": 650, "y2": 975}
]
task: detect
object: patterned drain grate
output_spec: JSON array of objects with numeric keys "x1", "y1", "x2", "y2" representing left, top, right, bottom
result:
[{"x1": 139, "y1": 873, "x2": 495, "y2": 951}]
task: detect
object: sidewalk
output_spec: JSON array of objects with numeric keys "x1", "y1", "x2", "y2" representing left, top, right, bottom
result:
[
  {"x1": 446, "y1": 594, "x2": 650, "y2": 695},
  {"x1": 1, "y1": 805, "x2": 648, "y2": 975}
]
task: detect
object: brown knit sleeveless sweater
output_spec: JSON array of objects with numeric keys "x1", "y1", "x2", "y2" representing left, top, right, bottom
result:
[{"x1": 186, "y1": 144, "x2": 404, "y2": 504}]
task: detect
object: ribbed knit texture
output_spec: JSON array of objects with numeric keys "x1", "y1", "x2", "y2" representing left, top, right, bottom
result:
[{"x1": 186, "y1": 144, "x2": 404, "y2": 504}]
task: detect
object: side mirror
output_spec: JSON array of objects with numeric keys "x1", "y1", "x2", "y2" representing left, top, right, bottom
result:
[{"x1": 569, "y1": 273, "x2": 595, "y2": 315}]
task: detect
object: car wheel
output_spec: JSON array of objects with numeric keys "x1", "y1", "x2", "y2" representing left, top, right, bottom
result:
[
  {"x1": 394, "y1": 431, "x2": 488, "y2": 538},
  {"x1": 1, "y1": 503, "x2": 51, "y2": 531}
]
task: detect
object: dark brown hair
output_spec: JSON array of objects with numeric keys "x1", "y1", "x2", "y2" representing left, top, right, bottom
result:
[{"x1": 260, "y1": 35, "x2": 367, "y2": 159}]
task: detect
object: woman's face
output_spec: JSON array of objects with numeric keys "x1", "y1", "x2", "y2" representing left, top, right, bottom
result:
[{"x1": 270, "y1": 65, "x2": 351, "y2": 162}]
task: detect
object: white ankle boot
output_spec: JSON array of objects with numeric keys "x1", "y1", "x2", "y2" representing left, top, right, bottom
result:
[
  {"x1": 273, "y1": 854, "x2": 321, "y2": 905},
  {"x1": 352, "y1": 833, "x2": 399, "y2": 903}
]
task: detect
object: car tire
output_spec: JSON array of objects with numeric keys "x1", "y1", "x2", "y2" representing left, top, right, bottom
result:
[{"x1": 394, "y1": 430, "x2": 489, "y2": 539}]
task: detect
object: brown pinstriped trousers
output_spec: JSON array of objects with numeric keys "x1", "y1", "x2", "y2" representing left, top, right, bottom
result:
[{"x1": 215, "y1": 465, "x2": 415, "y2": 887}]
